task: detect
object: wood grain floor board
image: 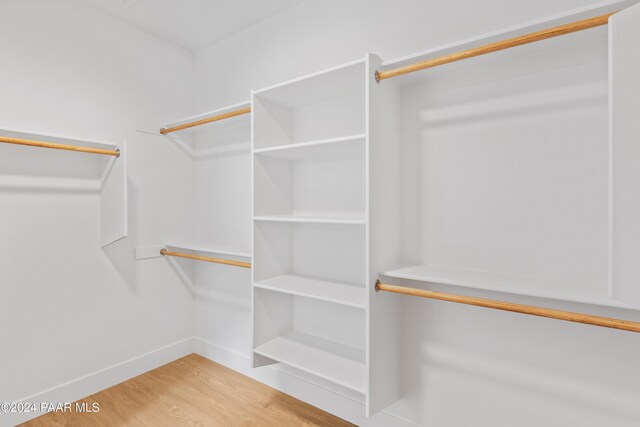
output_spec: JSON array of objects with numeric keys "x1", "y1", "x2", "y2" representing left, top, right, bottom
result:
[{"x1": 20, "y1": 353, "x2": 355, "y2": 427}]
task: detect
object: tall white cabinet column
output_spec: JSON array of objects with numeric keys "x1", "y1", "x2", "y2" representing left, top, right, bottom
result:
[
  {"x1": 251, "y1": 58, "x2": 369, "y2": 397},
  {"x1": 249, "y1": 54, "x2": 403, "y2": 415}
]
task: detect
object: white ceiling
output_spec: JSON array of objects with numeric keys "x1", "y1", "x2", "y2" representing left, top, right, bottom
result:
[{"x1": 78, "y1": 0, "x2": 302, "y2": 51}]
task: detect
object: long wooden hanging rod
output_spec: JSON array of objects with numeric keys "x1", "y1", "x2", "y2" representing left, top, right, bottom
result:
[
  {"x1": 160, "y1": 106, "x2": 252, "y2": 135},
  {"x1": 375, "y1": 281, "x2": 640, "y2": 334},
  {"x1": 376, "y1": 11, "x2": 616, "y2": 81},
  {"x1": 160, "y1": 249, "x2": 252, "y2": 269},
  {"x1": 0, "y1": 135, "x2": 120, "y2": 157}
]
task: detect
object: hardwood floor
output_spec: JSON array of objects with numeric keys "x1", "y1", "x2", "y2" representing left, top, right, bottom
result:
[{"x1": 21, "y1": 354, "x2": 355, "y2": 427}]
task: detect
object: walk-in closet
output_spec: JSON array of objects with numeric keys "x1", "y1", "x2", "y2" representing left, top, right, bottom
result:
[{"x1": 3, "y1": 1, "x2": 640, "y2": 426}]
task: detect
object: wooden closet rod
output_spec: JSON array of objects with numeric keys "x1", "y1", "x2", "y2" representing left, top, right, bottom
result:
[
  {"x1": 375, "y1": 281, "x2": 640, "y2": 333},
  {"x1": 0, "y1": 135, "x2": 120, "y2": 157},
  {"x1": 160, "y1": 249, "x2": 252, "y2": 269},
  {"x1": 376, "y1": 11, "x2": 616, "y2": 81},
  {"x1": 160, "y1": 106, "x2": 252, "y2": 135}
]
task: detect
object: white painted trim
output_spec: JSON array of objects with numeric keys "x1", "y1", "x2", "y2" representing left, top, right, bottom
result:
[{"x1": 3, "y1": 338, "x2": 196, "y2": 426}]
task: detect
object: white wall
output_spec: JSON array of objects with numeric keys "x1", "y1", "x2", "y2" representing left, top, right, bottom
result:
[
  {"x1": 194, "y1": 1, "x2": 640, "y2": 426},
  {"x1": 0, "y1": 0, "x2": 197, "y2": 422}
]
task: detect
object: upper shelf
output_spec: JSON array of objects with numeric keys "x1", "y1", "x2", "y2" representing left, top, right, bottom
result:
[
  {"x1": 252, "y1": 59, "x2": 367, "y2": 149},
  {"x1": 377, "y1": 2, "x2": 631, "y2": 85},
  {"x1": 0, "y1": 126, "x2": 127, "y2": 247},
  {"x1": 0, "y1": 126, "x2": 120, "y2": 188},
  {"x1": 161, "y1": 101, "x2": 251, "y2": 160},
  {"x1": 253, "y1": 58, "x2": 366, "y2": 109},
  {"x1": 165, "y1": 242, "x2": 251, "y2": 261}
]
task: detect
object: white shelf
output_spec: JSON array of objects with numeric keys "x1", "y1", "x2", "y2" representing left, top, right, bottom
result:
[
  {"x1": 254, "y1": 274, "x2": 365, "y2": 309},
  {"x1": 166, "y1": 242, "x2": 251, "y2": 260},
  {"x1": 383, "y1": 264, "x2": 630, "y2": 308},
  {"x1": 0, "y1": 126, "x2": 127, "y2": 247},
  {"x1": 162, "y1": 101, "x2": 251, "y2": 160},
  {"x1": 253, "y1": 58, "x2": 366, "y2": 109},
  {"x1": 253, "y1": 134, "x2": 365, "y2": 161},
  {"x1": 163, "y1": 100, "x2": 251, "y2": 135},
  {"x1": 254, "y1": 331, "x2": 366, "y2": 394},
  {"x1": 254, "y1": 215, "x2": 365, "y2": 225},
  {"x1": 0, "y1": 126, "x2": 118, "y2": 182},
  {"x1": 379, "y1": 3, "x2": 617, "y2": 84}
]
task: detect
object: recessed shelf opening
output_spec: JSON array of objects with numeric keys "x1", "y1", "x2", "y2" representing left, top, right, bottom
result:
[
  {"x1": 254, "y1": 137, "x2": 365, "y2": 220},
  {"x1": 253, "y1": 288, "x2": 366, "y2": 393},
  {"x1": 253, "y1": 61, "x2": 366, "y2": 149}
]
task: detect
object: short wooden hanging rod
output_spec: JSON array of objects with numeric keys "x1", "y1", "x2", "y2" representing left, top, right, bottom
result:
[
  {"x1": 160, "y1": 106, "x2": 252, "y2": 135},
  {"x1": 376, "y1": 11, "x2": 616, "y2": 81},
  {"x1": 375, "y1": 280, "x2": 640, "y2": 334},
  {"x1": 160, "y1": 249, "x2": 252, "y2": 269},
  {"x1": 0, "y1": 135, "x2": 120, "y2": 157}
]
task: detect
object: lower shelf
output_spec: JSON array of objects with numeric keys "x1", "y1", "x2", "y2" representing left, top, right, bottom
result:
[
  {"x1": 383, "y1": 264, "x2": 625, "y2": 308},
  {"x1": 254, "y1": 274, "x2": 365, "y2": 309},
  {"x1": 254, "y1": 331, "x2": 366, "y2": 394}
]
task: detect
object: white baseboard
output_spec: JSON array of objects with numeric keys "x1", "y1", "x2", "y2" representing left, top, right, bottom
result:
[
  {"x1": 3, "y1": 337, "x2": 414, "y2": 427},
  {"x1": 3, "y1": 337, "x2": 196, "y2": 427},
  {"x1": 194, "y1": 337, "x2": 415, "y2": 427}
]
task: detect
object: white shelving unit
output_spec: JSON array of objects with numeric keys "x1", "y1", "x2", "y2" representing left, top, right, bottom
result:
[
  {"x1": 0, "y1": 126, "x2": 127, "y2": 247},
  {"x1": 248, "y1": 1, "x2": 640, "y2": 418},
  {"x1": 252, "y1": 58, "x2": 370, "y2": 400}
]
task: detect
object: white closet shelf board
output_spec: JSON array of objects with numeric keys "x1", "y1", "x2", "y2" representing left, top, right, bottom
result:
[
  {"x1": 162, "y1": 100, "x2": 251, "y2": 160},
  {"x1": 378, "y1": 0, "x2": 639, "y2": 85},
  {"x1": 165, "y1": 243, "x2": 251, "y2": 261},
  {"x1": 253, "y1": 134, "x2": 365, "y2": 161},
  {"x1": 0, "y1": 126, "x2": 127, "y2": 247},
  {"x1": 254, "y1": 331, "x2": 366, "y2": 394},
  {"x1": 382, "y1": 265, "x2": 633, "y2": 309},
  {"x1": 254, "y1": 274, "x2": 365, "y2": 309},
  {"x1": 253, "y1": 58, "x2": 366, "y2": 109},
  {"x1": 254, "y1": 215, "x2": 365, "y2": 225}
]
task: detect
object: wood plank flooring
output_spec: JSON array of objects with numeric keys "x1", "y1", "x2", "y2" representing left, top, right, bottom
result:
[{"x1": 21, "y1": 354, "x2": 355, "y2": 427}]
